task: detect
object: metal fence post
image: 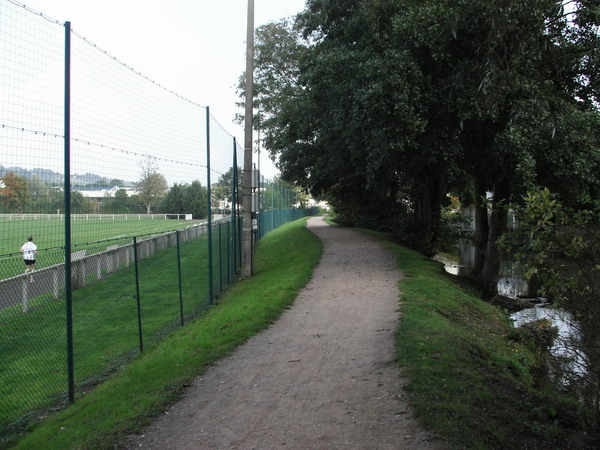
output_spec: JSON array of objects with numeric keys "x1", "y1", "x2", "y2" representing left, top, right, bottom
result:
[
  {"x1": 64, "y1": 20, "x2": 75, "y2": 404},
  {"x1": 176, "y1": 230, "x2": 184, "y2": 326},
  {"x1": 133, "y1": 237, "x2": 143, "y2": 353},
  {"x1": 218, "y1": 224, "x2": 223, "y2": 294},
  {"x1": 227, "y1": 221, "x2": 232, "y2": 285},
  {"x1": 232, "y1": 137, "x2": 238, "y2": 273},
  {"x1": 206, "y1": 106, "x2": 214, "y2": 304}
]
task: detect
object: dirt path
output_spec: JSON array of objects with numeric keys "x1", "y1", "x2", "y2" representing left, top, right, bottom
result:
[{"x1": 122, "y1": 217, "x2": 440, "y2": 449}]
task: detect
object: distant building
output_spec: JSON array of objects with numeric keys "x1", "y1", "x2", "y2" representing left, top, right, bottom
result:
[{"x1": 76, "y1": 186, "x2": 137, "y2": 200}]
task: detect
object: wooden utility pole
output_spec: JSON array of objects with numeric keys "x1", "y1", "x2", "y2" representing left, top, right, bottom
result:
[{"x1": 242, "y1": 0, "x2": 254, "y2": 277}]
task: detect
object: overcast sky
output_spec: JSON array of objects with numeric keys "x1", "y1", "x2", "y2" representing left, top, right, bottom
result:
[{"x1": 16, "y1": 0, "x2": 307, "y2": 178}]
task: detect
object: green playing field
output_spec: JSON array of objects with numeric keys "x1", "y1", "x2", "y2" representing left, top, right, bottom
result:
[{"x1": 0, "y1": 215, "x2": 199, "y2": 279}]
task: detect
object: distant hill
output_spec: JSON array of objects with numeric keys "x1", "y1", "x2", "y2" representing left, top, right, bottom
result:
[{"x1": 0, "y1": 166, "x2": 133, "y2": 187}]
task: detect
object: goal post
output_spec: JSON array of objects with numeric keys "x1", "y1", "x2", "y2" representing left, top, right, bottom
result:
[{"x1": 164, "y1": 214, "x2": 193, "y2": 220}]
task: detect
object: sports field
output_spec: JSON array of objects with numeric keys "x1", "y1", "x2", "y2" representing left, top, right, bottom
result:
[{"x1": 0, "y1": 214, "x2": 199, "y2": 280}]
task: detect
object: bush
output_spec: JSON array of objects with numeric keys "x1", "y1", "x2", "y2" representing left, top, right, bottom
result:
[{"x1": 501, "y1": 188, "x2": 600, "y2": 430}]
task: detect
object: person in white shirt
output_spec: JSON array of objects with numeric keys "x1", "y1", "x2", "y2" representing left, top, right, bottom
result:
[{"x1": 20, "y1": 236, "x2": 37, "y2": 277}]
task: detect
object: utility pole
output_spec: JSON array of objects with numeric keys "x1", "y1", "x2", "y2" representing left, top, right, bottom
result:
[{"x1": 242, "y1": 0, "x2": 254, "y2": 277}]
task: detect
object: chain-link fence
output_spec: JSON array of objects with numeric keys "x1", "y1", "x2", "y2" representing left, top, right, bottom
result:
[{"x1": 0, "y1": 0, "x2": 318, "y2": 442}]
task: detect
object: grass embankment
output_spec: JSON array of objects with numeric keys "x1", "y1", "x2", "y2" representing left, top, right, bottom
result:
[
  {"x1": 1, "y1": 233, "x2": 211, "y2": 434},
  {"x1": 12, "y1": 219, "x2": 585, "y2": 449},
  {"x1": 10, "y1": 218, "x2": 322, "y2": 449},
  {"x1": 375, "y1": 234, "x2": 583, "y2": 449}
]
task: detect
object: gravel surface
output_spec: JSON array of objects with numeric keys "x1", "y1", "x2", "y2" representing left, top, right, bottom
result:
[{"x1": 121, "y1": 216, "x2": 442, "y2": 449}]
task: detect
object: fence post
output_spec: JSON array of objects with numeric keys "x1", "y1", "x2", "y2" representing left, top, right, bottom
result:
[
  {"x1": 271, "y1": 179, "x2": 274, "y2": 235},
  {"x1": 96, "y1": 255, "x2": 102, "y2": 280},
  {"x1": 21, "y1": 278, "x2": 28, "y2": 313},
  {"x1": 53, "y1": 267, "x2": 59, "y2": 299},
  {"x1": 206, "y1": 106, "x2": 214, "y2": 304},
  {"x1": 227, "y1": 220, "x2": 232, "y2": 285},
  {"x1": 133, "y1": 237, "x2": 144, "y2": 353},
  {"x1": 176, "y1": 231, "x2": 184, "y2": 326},
  {"x1": 64, "y1": 20, "x2": 75, "y2": 405},
  {"x1": 218, "y1": 224, "x2": 223, "y2": 294},
  {"x1": 232, "y1": 137, "x2": 238, "y2": 272}
]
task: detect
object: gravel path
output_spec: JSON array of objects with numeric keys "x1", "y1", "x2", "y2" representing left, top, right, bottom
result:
[{"x1": 121, "y1": 216, "x2": 440, "y2": 449}]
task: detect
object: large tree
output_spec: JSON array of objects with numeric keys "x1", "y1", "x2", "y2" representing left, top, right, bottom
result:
[
  {"x1": 0, "y1": 172, "x2": 29, "y2": 212},
  {"x1": 160, "y1": 183, "x2": 187, "y2": 214},
  {"x1": 247, "y1": 0, "x2": 600, "y2": 295},
  {"x1": 186, "y1": 180, "x2": 208, "y2": 220},
  {"x1": 104, "y1": 189, "x2": 132, "y2": 213},
  {"x1": 394, "y1": 0, "x2": 600, "y2": 294},
  {"x1": 212, "y1": 167, "x2": 242, "y2": 210},
  {"x1": 134, "y1": 156, "x2": 168, "y2": 214}
]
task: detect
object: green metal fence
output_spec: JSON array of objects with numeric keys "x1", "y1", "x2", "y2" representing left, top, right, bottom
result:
[{"x1": 0, "y1": 0, "x2": 318, "y2": 443}]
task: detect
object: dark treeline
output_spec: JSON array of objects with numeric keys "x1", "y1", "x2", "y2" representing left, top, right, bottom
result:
[{"x1": 241, "y1": 0, "x2": 600, "y2": 297}]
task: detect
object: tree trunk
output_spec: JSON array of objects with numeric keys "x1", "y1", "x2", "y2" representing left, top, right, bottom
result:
[
  {"x1": 479, "y1": 178, "x2": 511, "y2": 297},
  {"x1": 414, "y1": 178, "x2": 443, "y2": 256},
  {"x1": 429, "y1": 177, "x2": 443, "y2": 249},
  {"x1": 471, "y1": 176, "x2": 488, "y2": 278},
  {"x1": 414, "y1": 183, "x2": 432, "y2": 253}
]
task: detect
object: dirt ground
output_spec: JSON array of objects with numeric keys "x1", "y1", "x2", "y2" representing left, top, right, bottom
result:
[{"x1": 120, "y1": 216, "x2": 442, "y2": 449}]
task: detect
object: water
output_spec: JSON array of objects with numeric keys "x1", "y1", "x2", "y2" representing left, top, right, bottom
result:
[
  {"x1": 434, "y1": 253, "x2": 588, "y2": 383},
  {"x1": 511, "y1": 304, "x2": 587, "y2": 380},
  {"x1": 498, "y1": 277, "x2": 528, "y2": 298}
]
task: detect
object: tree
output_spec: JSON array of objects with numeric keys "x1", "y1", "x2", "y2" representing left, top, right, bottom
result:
[
  {"x1": 185, "y1": 180, "x2": 208, "y2": 220},
  {"x1": 212, "y1": 167, "x2": 242, "y2": 210},
  {"x1": 25, "y1": 175, "x2": 58, "y2": 213},
  {"x1": 160, "y1": 183, "x2": 187, "y2": 214},
  {"x1": 0, "y1": 172, "x2": 29, "y2": 212},
  {"x1": 247, "y1": 0, "x2": 599, "y2": 296},
  {"x1": 395, "y1": 0, "x2": 600, "y2": 294},
  {"x1": 104, "y1": 189, "x2": 131, "y2": 213},
  {"x1": 70, "y1": 191, "x2": 95, "y2": 213},
  {"x1": 109, "y1": 178, "x2": 124, "y2": 187},
  {"x1": 134, "y1": 156, "x2": 168, "y2": 214},
  {"x1": 246, "y1": 2, "x2": 457, "y2": 246},
  {"x1": 501, "y1": 188, "x2": 600, "y2": 428},
  {"x1": 158, "y1": 181, "x2": 207, "y2": 219}
]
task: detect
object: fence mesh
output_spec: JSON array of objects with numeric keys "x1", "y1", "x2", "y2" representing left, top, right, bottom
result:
[{"x1": 0, "y1": 0, "x2": 318, "y2": 443}]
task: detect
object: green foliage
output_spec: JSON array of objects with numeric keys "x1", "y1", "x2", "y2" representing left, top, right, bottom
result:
[
  {"x1": 160, "y1": 183, "x2": 187, "y2": 214},
  {"x1": 435, "y1": 208, "x2": 473, "y2": 256},
  {"x1": 0, "y1": 172, "x2": 29, "y2": 212},
  {"x1": 247, "y1": 0, "x2": 600, "y2": 294},
  {"x1": 103, "y1": 189, "x2": 133, "y2": 213},
  {"x1": 70, "y1": 191, "x2": 95, "y2": 214},
  {"x1": 159, "y1": 181, "x2": 208, "y2": 219},
  {"x1": 500, "y1": 188, "x2": 600, "y2": 427},
  {"x1": 211, "y1": 167, "x2": 242, "y2": 209},
  {"x1": 186, "y1": 180, "x2": 208, "y2": 220}
]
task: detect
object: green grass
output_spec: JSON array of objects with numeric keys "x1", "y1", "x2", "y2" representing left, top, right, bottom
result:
[
  {"x1": 0, "y1": 216, "x2": 196, "y2": 279},
  {"x1": 0, "y1": 233, "x2": 212, "y2": 439},
  {"x1": 365, "y1": 232, "x2": 584, "y2": 449},
  {"x1": 9, "y1": 219, "x2": 584, "y2": 449},
  {"x1": 9, "y1": 217, "x2": 322, "y2": 449}
]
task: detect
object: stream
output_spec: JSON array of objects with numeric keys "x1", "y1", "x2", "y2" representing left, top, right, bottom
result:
[
  {"x1": 437, "y1": 257, "x2": 588, "y2": 382},
  {"x1": 510, "y1": 303, "x2": 587, "y2": 380}
]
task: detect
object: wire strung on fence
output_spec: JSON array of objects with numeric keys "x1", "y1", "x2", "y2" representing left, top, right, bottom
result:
[{"x1": 0, "y1": 0, "x2": 318, "y2": 444}]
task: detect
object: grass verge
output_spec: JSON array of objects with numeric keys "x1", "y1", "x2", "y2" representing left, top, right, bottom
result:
[
  {"x1": 366, "y1": 231, "x2": 584, "y2": 449},
  {"x1": 1, "y1": 233, "x2": 210, "y2": 435},
  {"x1": 10, "y1": 217, "x2": 322, "y2": 449}
]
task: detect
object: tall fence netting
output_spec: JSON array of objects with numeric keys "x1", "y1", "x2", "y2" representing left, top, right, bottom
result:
[{"x1": 0, "y1": 0, "x2": 318, "y2": 443}]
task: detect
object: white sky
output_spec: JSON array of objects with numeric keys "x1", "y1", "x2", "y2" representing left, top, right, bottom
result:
[{"x1": 16, "y1": 0, "x2": 307, "y2": 179}]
